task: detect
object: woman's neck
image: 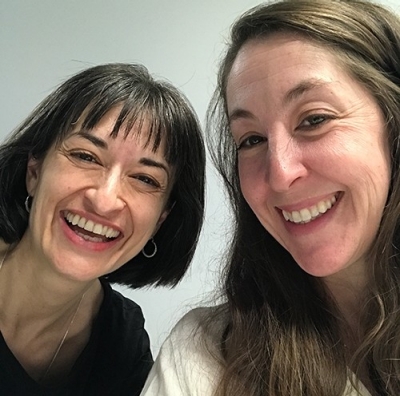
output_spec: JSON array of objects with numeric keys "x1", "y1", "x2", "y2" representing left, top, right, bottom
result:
[
  {"x1": 322, "y1": 258, "x2": 369, "y2": 328},
  {"x1": 0, "y1": 241, "x2": 104, "y2": 384},
  {"x1": 0, "y1": 239, "x2": 98, "y2": 319}
]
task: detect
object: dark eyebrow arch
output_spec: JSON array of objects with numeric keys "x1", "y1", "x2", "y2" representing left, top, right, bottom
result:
[
  {"x1": 228, "y1": 108, "x2": 256, "y2": 125},
  {"x1": 139, "y1": 158, "x2": 169, "y2": 176},
  {"x1": 283, "y1": 78, "x2": 328, "y2": 105},
  {"x1": 73, "y1": 131, "x2": 108, "y2": 149}
]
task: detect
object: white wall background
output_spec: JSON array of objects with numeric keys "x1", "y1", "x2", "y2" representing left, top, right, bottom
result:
[{"x1": 1, "y1": 0, "x2": 399, "y2": 355}]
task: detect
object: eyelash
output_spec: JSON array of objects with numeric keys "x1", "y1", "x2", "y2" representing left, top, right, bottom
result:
[
  {"x1": 70, "y1": 151, "x2": 99, "y2": 163},
  {"x1": 237, "y1": 135, "x2": 266, "y2": 150},
  {"x1": 297, "y1": 113, "x2": 335, "y2": 130},
  {"x1": 132, "y1": 175, "x2": 160, "y2": 188}
]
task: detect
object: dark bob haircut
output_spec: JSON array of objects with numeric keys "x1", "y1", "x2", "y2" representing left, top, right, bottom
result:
[{"x1": 0, "y1": 62, "x2": 205, "y2": 288}]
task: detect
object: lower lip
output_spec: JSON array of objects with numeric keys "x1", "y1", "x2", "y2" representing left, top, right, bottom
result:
[
  {"x1": 281, "y1": 196, "x2": 341, "y2": 236},
  {"x1": 60, "y1": 216, "x2": 120, "y2": 252}
]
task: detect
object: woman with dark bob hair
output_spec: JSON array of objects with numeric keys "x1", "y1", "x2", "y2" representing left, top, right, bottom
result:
[
  {"x1": 0, "y1": 62, "x2": 205, "y2": 395},
  {"x1": 142, "y1": 1, "x2": 400, "y2": 395}
]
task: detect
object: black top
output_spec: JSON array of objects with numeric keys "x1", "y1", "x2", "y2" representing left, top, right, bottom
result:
[{"x1": 0, "y1": 282, "x2": 153, "y2": 395}]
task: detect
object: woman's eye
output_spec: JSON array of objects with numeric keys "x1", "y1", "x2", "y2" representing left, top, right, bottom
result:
[
  {"x1": 71, "y1": 151, "x2": 98, "y2": 163},
  {"x1": 298, "y1": 114, "x2": 332, "y2": 129},
  {"x1": 134, "y1": 175, "x2": 160, "y2": 188},
  {"x1": 237, "y1": 135, "x2": 266, "y2": 150}
]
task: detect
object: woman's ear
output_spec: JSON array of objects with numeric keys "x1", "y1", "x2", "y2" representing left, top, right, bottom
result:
[
  {"x1": 154, "y1": 208, "x2": 170, "y2": 234},
  {"x1": 26, "y1": 156, "x2": 41, "y2": 196},
  {"x1": 153, "y1": 200, "x2": 175, "y2": 234},
  {"x1": 153, "y1": 201, "x2": 176, "y2": 236}
]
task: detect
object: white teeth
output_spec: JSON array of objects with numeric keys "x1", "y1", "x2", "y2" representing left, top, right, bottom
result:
[
  {"x1": 299, "y1": 208, "x2": 311, "y2": 222},
  {"x1": 281, "y1": 195, "x2": 337, "y2": 224},
  {"x1": 292, "y1": 211, "x2": 302, "y2": 223},
  {"x1": 93, "y1": 224, "x2": 103, "y2": 235},
  {"x1": 105, "y1": 228, "x2": 115, "y2": 238},
  {"x1": 310, "y1": 205, "x2": 319, "y2": 217},
  {"x1": 78, "y1": 217, "x2": 86, "y2": 228},
  {"x1": 84, "y1": 220, "x2": 95, "y2": 232},
  {"x1": 317, "y1": 201, "x2": 328, "y2": 214},
  {"x1": 64, "y1": 212, "x2": 120, "y2": 239}
]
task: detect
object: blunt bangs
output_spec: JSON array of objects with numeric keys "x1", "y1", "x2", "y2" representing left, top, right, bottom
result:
[{"x1": 53, "y1": 73, "x2": 195, "y2": 180}]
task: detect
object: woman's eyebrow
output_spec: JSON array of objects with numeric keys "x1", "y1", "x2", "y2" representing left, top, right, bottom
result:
[
  {"x1": 228, "y1": 108, "x2": 255, "y2": 125},
  {"x1": 139, "y1": 157, "x2": 169, "y2": 176},
  {"x1": 72, "y1": 130, "x2": 108, "y2": 149},
  {"x1": 283, "y1": 78, "x2": 329, "y2": 105}
]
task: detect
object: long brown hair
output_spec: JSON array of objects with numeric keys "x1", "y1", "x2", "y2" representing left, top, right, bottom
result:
[{"x1": 206, "y1": 1, "x2": 400, "y2": 394}]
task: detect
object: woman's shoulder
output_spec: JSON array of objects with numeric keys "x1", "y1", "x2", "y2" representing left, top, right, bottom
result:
[
  {"x1": 344, "y1": 372, "x2": 373, "y2": 396},
  {"x1": 170, "y1": 306, "x2": 218, "y2": 333},
  {"x1": 100, "y1": 282, "x2": 146, "y2": 327},
  {"x1": 140, "y1": 306, "x2": 226, "y2": 396},
  {"x1": 95, "y1": 283, "x2": 151, "y2": 355},
  {"x1": 88, "y1": 284, "x2": 152, "y2": 392},
  {"x1": 168, "y1": 305, "x2": 226, "y2": 350}
]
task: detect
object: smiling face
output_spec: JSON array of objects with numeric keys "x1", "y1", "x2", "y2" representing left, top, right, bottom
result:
[
  {"x1": 226, "y1": 33, "x2": 391, "y2": 281},
  {"x1": 25, "y1": 106, "x2": 172, "y2": 281}
]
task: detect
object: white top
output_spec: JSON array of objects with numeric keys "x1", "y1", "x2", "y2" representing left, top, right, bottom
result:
[{"x1": 141, "y1": 307, "x2": 372, "y2": 396}]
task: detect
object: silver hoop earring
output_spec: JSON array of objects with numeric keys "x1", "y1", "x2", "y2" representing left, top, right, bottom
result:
[
  {"x1": 24, "y1": 195, "x2": 32, "y2": 213},
  {"x1": 142, "y1": 238, "x2": 157, "y2": 258}
]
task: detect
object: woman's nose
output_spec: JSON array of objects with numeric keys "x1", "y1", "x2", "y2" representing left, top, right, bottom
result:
[
  {"x1": 265, "y1": 137, "x2": 308, "y2": 192},
  {"x1": 84, "y1": 172, "x2": 126, "y2": 215}
]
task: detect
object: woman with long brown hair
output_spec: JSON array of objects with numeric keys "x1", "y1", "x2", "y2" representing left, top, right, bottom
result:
[{"x1": 142, "y1": 1, "x2": 400, "y2": 395}]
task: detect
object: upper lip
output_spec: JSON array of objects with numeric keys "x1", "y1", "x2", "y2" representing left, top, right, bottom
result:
[{"x1": 276, "y1": 193, "x2": 339, "y2": 213}]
